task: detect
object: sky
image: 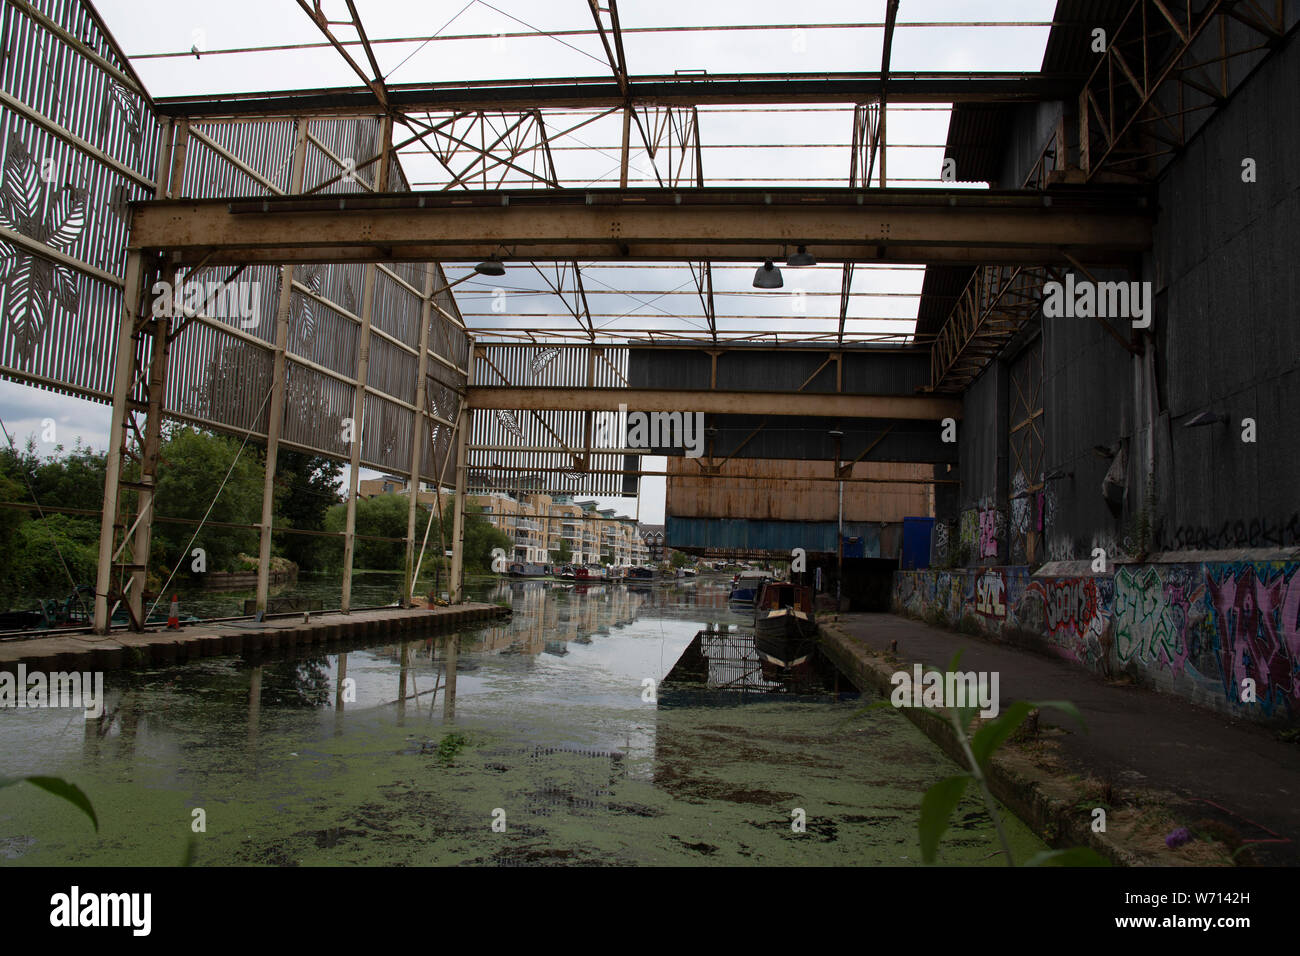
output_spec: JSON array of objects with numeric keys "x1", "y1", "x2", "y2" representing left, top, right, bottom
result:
[{"x1": 0, "y1": 1, "x2": 1059, "y2": 525}]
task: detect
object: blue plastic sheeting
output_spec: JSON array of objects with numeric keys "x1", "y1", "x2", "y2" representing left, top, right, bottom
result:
[{"x1": 901, "y1": 516, "x2": 935, "y2": 569}]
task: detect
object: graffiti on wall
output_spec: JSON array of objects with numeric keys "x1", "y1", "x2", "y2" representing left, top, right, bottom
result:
[
  {"x1": 972, "y1": 568, "x2": 1007, "y2": 619},
  {"x1": 958, "y1": 510, "x2": 978, "y2": 555},
  {"x1": 1113, "y1": 565, "x2": 1201, "y2": 676},
  {"x1": 979, "y1": 508, "x2": 1004, "y2": 559},
  {"x1": 1022, "y1": 577, "x2": 1112, "y2": 667},
  {"x1": 1206, "y1": 564, "x2": 1300, "y2": 715},
  {"x1": 1010, "y1": 472, "x2": 1032, "y2": 536},
  {"x1": 893, "y1": 561, "x2": 1299, "y2": 721},
  {"x1": 1157, "y1": 515, "x2": 1300, "y2": 552},
  {"x1": 957, "y1": 501, "x2": 1005, "y2": 561},
  {"x1": 933, "y1": 520, "x2": 950, "y2": 565}
]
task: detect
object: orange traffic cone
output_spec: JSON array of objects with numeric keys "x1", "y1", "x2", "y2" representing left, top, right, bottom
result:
[{"x1": 167, "y1": 594, "x2": 180, "y2": 630}]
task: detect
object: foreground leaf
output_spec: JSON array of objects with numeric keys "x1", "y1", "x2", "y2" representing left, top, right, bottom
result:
[
  {"x1": 0, "y1": 775, "x2": 98, "y2": 831},
  {"x1": 1031, "y1": 699, "x2": 1088, "y2": 733},
  {"x1": 919, "y1": 773, "x2": 971, "y2": 864},
  {"x1": 970, "y1": 700, "x2": 1036, "y2": 769}
]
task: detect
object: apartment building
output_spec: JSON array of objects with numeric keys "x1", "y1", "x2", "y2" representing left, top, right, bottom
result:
[{"x1": 357, "y1": 479, "x2": 649, "y2": 566}]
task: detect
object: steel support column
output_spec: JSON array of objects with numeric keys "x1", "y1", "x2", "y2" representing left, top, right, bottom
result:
[
  {"x1": 403, "y1": 266, "x2": 436, "y2": 605},
  {"x1": 449, "y1": 347, "x2": 474, "y2": 604},
  {"x1": 93, "y1": 251, "x2": 147, "y2": 634},
  {"x1": 255, "y1": 117, "x2": 311, "y2": 613},
  {"x1": 128, "y1": 296, "x2": 170, "y2": 626},
  {"x1": 341, "y1": 115, "x2": 393, "y2": 612}
]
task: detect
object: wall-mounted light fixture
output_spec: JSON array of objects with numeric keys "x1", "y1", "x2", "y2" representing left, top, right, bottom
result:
[{"x1": 1183, "y1": 410, "x2": 1227, "y2": 427}]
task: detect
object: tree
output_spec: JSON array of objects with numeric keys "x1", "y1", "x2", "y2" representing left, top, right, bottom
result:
[
  {"x1": 670, "y1": 550, "x2": 693, "y2": 568},
  {"x1": 323, "y1": 493, "x2": 409, "y2": 570},
  {"x1": 551, "y1": 538, "x2": 572, "y2": 564},
  {"x1": 274, "y1": 450, "x2": 342, "y2": 571},
  {"x1": 150, "y1": 426, "x2": 265, "y2": 575},
  {"x1": 445, "y1": 503, "x2": 512, "y2": 572},
  {"x1": 0, "y1": 441, "x2": 103, "y2": 609}
]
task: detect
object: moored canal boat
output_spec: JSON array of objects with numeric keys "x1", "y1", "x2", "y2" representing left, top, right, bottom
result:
[
  {"x1": 728, "y1": 569, "x2": 772, "y2": 605},
  {"x1": 752, "y1": 581, "x2": 818, "y2": 668}
]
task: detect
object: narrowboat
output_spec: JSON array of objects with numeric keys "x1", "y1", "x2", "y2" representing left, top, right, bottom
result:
[
  {"x1": 752, "y1": 581, "x2": 818, "y2": 668},
  {"x1": 507, "y1": 562, "x2": 548, "y2": 578},
  {"x1": 626, "y1": 566, "x2": 657, "y2": 582}
]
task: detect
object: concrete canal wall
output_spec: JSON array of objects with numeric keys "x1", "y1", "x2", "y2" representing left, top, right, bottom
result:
[
  {"x1": 891, "y1": 559, "x2": 1300, "y2": 724},
  {"x1": 0, "y1": 604, "x2": 509, "y2": 674}
]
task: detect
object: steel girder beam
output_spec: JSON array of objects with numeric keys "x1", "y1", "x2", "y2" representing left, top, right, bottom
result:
[
  {"x1": 153, "y1": 73, "x2": 1086, "y2": 119},
  {"x1": 929, "y1": 264, "x2": 1063, "y2": 391},
  {"x1": 405, "y1": 108, "x2": 572, "y2": 191},
  {"x1": 468, "y1": 386, "x2": 960, "y2": 420},
  {"x1": 296, "y1": 0, "x2": 389, "y2": 109},
  {"x1": 128, "y1": 187, "x2": 1153, "y2": 267},
  {"x1": 1079, "y1": 0, "x2": 1293, "y2": 180}
]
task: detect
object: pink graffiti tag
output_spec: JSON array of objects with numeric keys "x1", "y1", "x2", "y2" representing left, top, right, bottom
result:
[
  {"x1": 978, "y1": 509, "x2": 999, "y2": 558},
  {"x1": 1206, "y1": 566, "x2": 1300, "y2": 711}
]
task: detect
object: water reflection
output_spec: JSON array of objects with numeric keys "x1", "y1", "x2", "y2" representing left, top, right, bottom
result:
[
  {"x1": 660, "y1": 625, "x2": 859, "y2": 703},
  {"x1": 0, "y1": 576, "x2": 1049, "y2": 866}
]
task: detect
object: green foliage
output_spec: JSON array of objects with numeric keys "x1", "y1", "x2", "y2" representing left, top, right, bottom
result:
[
  {"x1": 0, "y1": 442, "x2": 105, "y2": 608},
  {"x1": 909, "y1": 654, "x2": 1103, "y2": 866},
  {"x1": 458, "y1": 505, "x2": 512, "y2": 572},
  {"x1": 324, "y1": 492, "x2": 409, "y2": 570},
  {"x1": 273, "y1": 450, "x2": 342, "y2": 571},
  {"x1": 551, "y1": 538, "x2": 572, "y2": 564},
  {"x1": 12, "y1": 513, "x2": 99, "y2": 594},
  {"x1": 918, "y1": 773, "x2": 971, "y2": 864},
  {"x1": 0, "y1": 775, "x2": 98, "y2": 831},
  {"x1": 322, "y1": 496, "x2": 511, "y2": 575},
  {"x1": 669, "y1": 550, "x2": 692, "y2": 568},
  {"x1": 435, "y1": 732, "x2": 468, "y2": 766},
  {"x1": 150, "y1": 426, "x2": 265, "y2": 575}
]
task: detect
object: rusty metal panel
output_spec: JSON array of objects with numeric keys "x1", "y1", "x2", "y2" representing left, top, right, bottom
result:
[{"x1": 666, "y1": 457, "x2": 932, "y2": 523}]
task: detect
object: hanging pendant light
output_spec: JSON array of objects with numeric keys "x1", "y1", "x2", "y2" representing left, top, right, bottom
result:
[
  {"x1": 752, "y1": 259, "x2": 783, "y2": 289},
  {"x1": 786, "y1": 245, "x2": 816, "y2": 267},
  {"x1": 474, "y1": 257, "x2": 506, "y2": 277}
]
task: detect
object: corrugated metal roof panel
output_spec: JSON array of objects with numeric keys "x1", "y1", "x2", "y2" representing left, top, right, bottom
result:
[
  {"x1": 915, "y1": 266, "x2": 975, "y2": 338},
  {"x1": 943, "y1": 103, "x2": 1017, "y2": 184},
  {"x1": 1042, "y1": 0, "x2": 1134, "y2": 76}
]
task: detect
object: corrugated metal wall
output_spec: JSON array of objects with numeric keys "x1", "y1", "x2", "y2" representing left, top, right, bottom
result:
[
  {"x1": 666, "y1": 457, "x2": 931, "y2": 522},
  {"x1": 0, "y1": 0, "x2": 471, "y2": 489},
  {"x1": 0, "y1": 0, "x2": 159, "y2": 400}
]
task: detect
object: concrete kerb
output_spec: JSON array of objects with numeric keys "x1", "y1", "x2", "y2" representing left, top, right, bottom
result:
[
  {"x1": 0, "y1": 605, "x2": 509, "y2": 675},
  {"x1": 818, "y1": 619, "x2": 1152, "y2": 867}
]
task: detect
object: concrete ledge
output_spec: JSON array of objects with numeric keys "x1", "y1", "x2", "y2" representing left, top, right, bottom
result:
[
  {"x1": 818, "y1": 619, "x2": 1194, "y2": 867},
  {"x1": 0, "y1": 604, "x2": 508, "y2": 673}
]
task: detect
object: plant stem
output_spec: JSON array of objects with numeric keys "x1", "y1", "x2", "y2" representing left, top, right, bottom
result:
[{"x1": 950, "y1": 708, "x2": 1016, "y2": 866}]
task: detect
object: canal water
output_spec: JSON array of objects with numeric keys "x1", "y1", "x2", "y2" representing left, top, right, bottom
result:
[{"x1": 0, "y1": 577, "x2": 1046, "y2": 865}]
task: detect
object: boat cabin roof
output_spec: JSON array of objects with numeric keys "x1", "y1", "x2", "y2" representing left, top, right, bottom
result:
[{"x1": 758, "y1": 581, "x2": 813, "y2": 612}]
